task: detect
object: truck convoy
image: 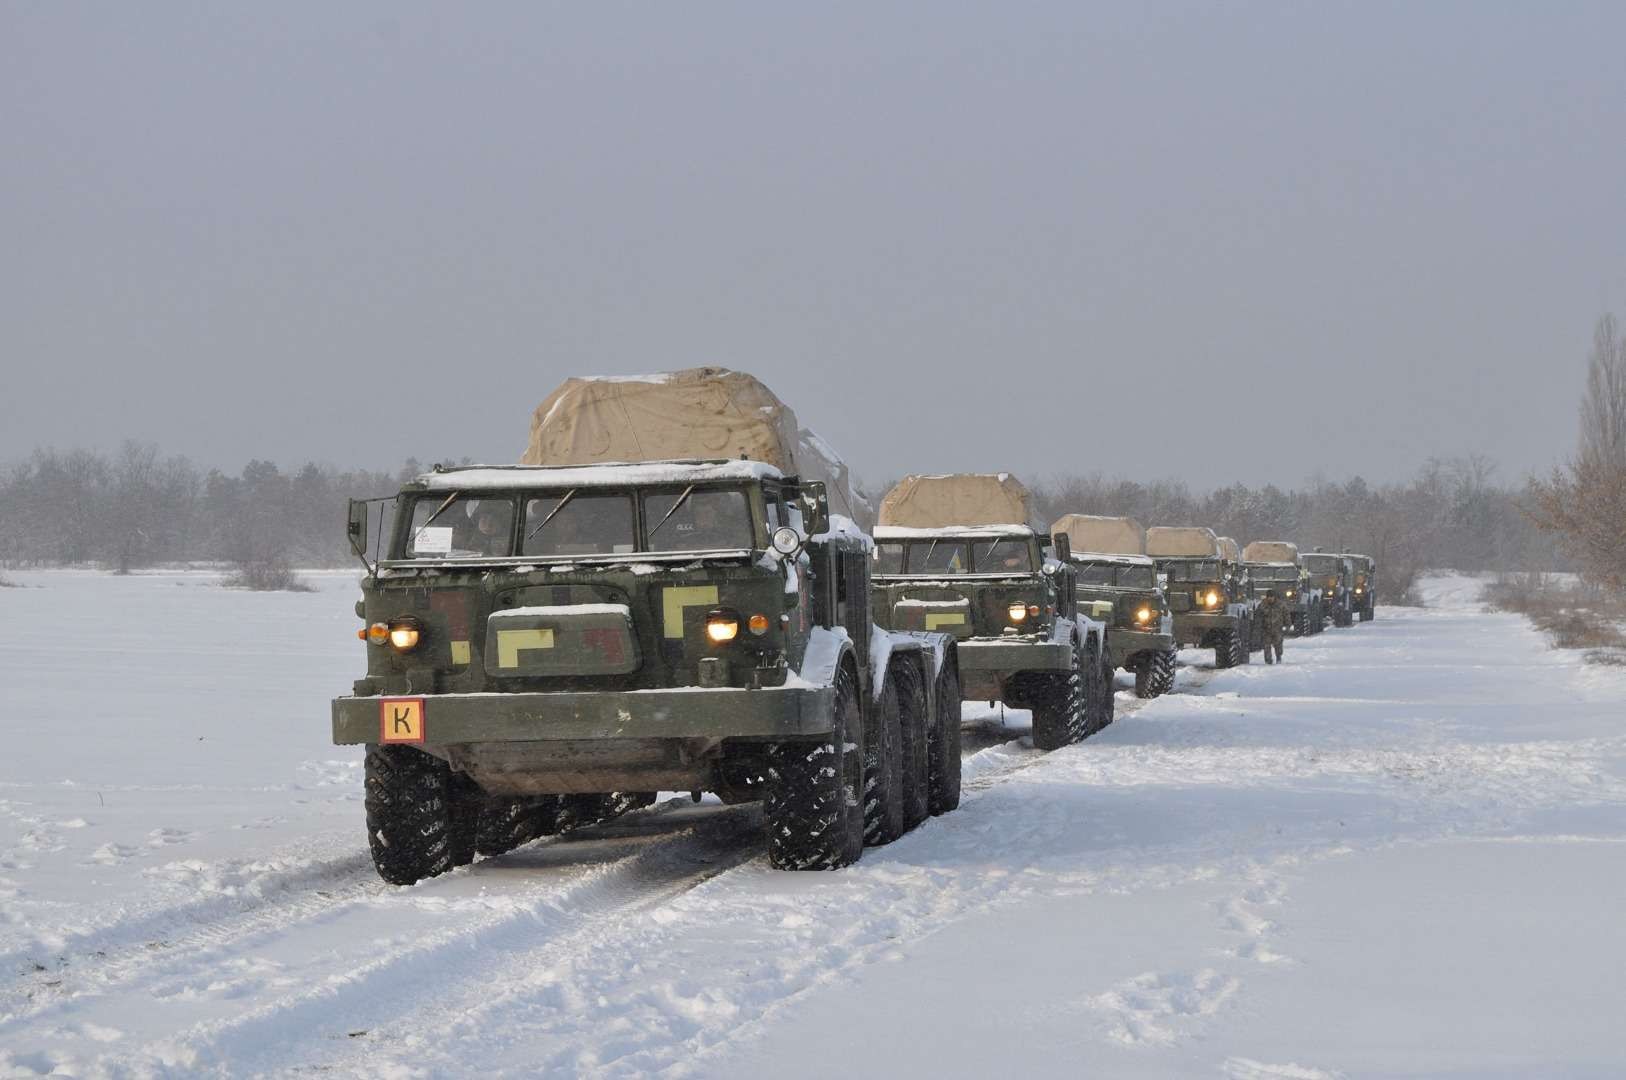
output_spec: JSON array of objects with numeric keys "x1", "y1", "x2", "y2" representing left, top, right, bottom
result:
[
  {"x1": 870, "y1": 474, "x2": 1112, "y2": 750},
  {"x1": 1051, "y1": 514, "x2": 1178, "y2": 698},
  {"x1": 1342, "y1": 553, "x2": 1378, "y2": 621},
  {"x1": 1242, "y1": 540, "x2": 1322, "y2": 638},
  {"x1": 1147, "y1": 526, "x2": 1258, "y2": 668},
  {"x1": 333, "y1": 368, "x2": 961, "y2": 884}
]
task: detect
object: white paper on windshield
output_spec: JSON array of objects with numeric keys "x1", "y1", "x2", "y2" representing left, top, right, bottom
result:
[{"x1": 412, "y1": 526, "x2": 453, "y2": 554}]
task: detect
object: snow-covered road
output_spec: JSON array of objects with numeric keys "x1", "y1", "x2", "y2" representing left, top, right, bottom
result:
[{"x1": 2, "y1": 572, "x2": 1623, "y2": 1077}]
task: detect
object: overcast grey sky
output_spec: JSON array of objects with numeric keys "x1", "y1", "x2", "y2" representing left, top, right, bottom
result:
[{"x1": 4, "y1": 2, "x2": 1624, "y2": 490}]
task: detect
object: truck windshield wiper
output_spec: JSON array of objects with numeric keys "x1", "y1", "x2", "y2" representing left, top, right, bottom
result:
[
  {"x1": 525, "y1": 488, "x2": 578, "y2": 541},
  {"x1": 412, "y1": 491, "x2": 462, "y2": 544},
  {"x1": 648, "y1": 484, "x2": 695, "y2": 538}
]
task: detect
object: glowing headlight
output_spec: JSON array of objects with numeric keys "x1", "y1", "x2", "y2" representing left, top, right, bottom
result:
[
  {"x1": 1203, "y1": 590, "x2": 1221, "y2": 608},
  {"x1": 1135, "y1": 606, "x2": 1153, "y2": 622},
  {"x1": 1355, "y1": 587, "x2": 1363, "y2": 594},
  {"x1": 1285, "y1": 589, "x2": 1295, "y2": 598},
  {"x1": 1007, "y1": 603, "x2": 1029, "y2": 622},
  {"x1": 706, "y1": 610, "x2": 740, "y2": 643},
  {"x1": 388, "y1": 624, "x2": 421, "y2": 652}
]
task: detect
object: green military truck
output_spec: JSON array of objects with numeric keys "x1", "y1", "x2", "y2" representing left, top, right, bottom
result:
[
  {"x1": 1147, "y1": 526, "x2": 1258, "y2": 668},
  {"x1": 1242, "y1": 540, "x2": 1323, "y2": 638},
  {"x1": 1052, "y1": 514, "x2": 1177, "y2": 698},
  {"x1": 1340, "y1": 553, "x2": 1378, "y2": 621},
  {"x1": 1301, "y1": 551, "x2": 1355, "y2": 628},
  {"x1": 333, "y1": 369, "x2": 961, "y2": 884},
  {"x1": 870, "y1": 473, "x2": 1112, "y2": 751}
]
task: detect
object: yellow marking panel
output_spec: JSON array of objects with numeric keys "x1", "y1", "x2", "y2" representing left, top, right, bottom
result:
[
  {"x1": 1090, "y1": 600, "x2": 1115, "y2": 617},
  {"x1": 662, "y1": 586, "x2": 720, "y2": 639},
  {"x1": 497, "y1": 628, "x2": 556, "y2": 668},
  {"x1": 380, "y1": 698, "x2": 424, "y2": 743},
  {"x1": 925, "y1": 613, "x2": 966, "y2": 630},
  {"x1": 450, "y1": 640, "x2": 471, "y2": 665}
]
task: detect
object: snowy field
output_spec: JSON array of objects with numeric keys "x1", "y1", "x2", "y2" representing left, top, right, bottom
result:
[{"x1": 3, "y1": 571, "x2": 1624, "y2": 1078}]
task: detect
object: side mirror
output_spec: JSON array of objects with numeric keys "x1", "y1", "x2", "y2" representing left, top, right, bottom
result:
[
  {"x1": 347, "y1": 499, "x2": 369, "y2": 559},
  {"x1": 1050, "y1": 533, "x2": 1071, "y2": 564},
  {"x1": 800, "y1": 481, "x2": 830, "y2": 538}
]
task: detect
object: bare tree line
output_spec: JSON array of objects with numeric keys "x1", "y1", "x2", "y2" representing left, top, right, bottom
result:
[{"x1": 1526, "y1": 313, "x2": 1626, "y2": 591}]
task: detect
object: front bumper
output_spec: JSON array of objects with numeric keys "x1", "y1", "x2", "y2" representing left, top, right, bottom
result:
[
  {"x1": 955, "y1": 637, "x2": 1075, "y2": 675},
  {"x1": 1170, "y1": 611, "x2": 1239, "y2": 646},
  {"x1": 331, "y1": 683, "x2": 836, "y2": 747},
  {"x1": 1108, "y1": 628, "x2": 1175, "y2": 667}
]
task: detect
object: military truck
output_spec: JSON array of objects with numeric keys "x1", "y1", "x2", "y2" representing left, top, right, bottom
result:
[
  {"x1": 333, "y1": 369, "x2": 961, "y2": 885},
  {"x1": 1146, "y1": 526, "x2": 1257, "y2": 668},
  {"x1": 1051, "y1": 514, "x2": 1177, "y2": 698},
  {"x1": 1301, "y1": 551, "x2": 1355, "y2": 628},
  {"x1": 1340, "y1": 553, "x2": 1378, "y2": 621},
  {"x1": 870, "y1": 474, "x2": 1111, "y2": 751},
  {"x1": 1241, "y1": 540, "x2": 1322, "y2": 637}
]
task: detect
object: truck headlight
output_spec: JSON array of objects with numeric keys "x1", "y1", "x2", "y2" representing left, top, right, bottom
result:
[
  {"x1": 706, "y1": 609, "x2": 740, "y2": 643},
  {"x1": 1007, "y1": 603, "x2": 1028, "y2": 622},
  {"x1": 1202, "y1": 589, "x2": 1221, "y2": 608},
  {"x1": 1135, "y1": 606, "x2": 1153, "y2": 623},
  {"x1": 386, "y1": 616, "x2": 423, "y2": 653}
]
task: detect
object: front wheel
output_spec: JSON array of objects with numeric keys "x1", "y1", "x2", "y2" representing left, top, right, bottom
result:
[
  {"x1": 1136, "y1": 650, "x2": 1177, "y2": 698},
  {"x1": 364, "y1": 745, "x2": 475, "y2": 886},
  {"x1": 767, "y1": 665, "x2": 866, "y2": 870},
  {"x1": 1031, "y1": 641, "x2": 1086, "y2": 750}
]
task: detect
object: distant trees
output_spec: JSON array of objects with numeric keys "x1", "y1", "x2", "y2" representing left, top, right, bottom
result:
[
  {"x1": 1527, "y1": 314, "x2": 1626, "y2": 590},
  {"x1": 1027, "y1": 455, "x2": 1556, "y2": 604},
  {"x1": 0, "y1": 445, "x2": 401, "y2": 577}
]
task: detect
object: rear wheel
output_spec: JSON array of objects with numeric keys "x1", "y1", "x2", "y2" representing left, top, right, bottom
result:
[
  {"x1": 863, "y1": 675, "x2": 906, "y2": 846},
  {"x1": 891, "y1": 658, "x2": 931, "y2": 831},
  {"x1": 927, "y1": 655, "x2": 962, "y2": 816},
  {"x1": 364, "y1": 745, "x2": 474, "y2": 886},
  {"x1": 1091, "y1": 643, "x2": 1116, "y2": 731},
  {"x1": 767, "y1": 665, "x2": 865, "y2": 870},
  {"x1": 474, "y1": 795, "x2": 550, "y2": 857}
]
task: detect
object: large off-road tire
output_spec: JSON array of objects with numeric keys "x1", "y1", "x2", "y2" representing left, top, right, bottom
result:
[
  {"x1": 890, "y1": 658, "x2": 931, "y2": 831},
  {"x1": 1213, "y1": 628, "x2": 1238, "y2": 669},
  {"x1": 1238, "y1": 619, "x2": 1254, "y2": 665},
  {"x1": 364, "y1": 745, "x2": 474, "y2": 886},
  {"x1": 1136, "y1": 649, "x2": 1176, "y2": 698},
  {"x1": 1360, "y1": 599, "x2": 1375, "y2": 622},
  {"x1": 767, "y1": 665, "x2": 866, "y2": 870},
  {"x1": 863, "y1": 675, "x2": 906, "y2": 846},
  {"x1": 557, "y1": 792, "x2": 655, "y2": 832},
  {"x1": 1089, "y1": 641, "x2": 1116, "y2": 732},
  {"x1": 474, "y1": 796, "x2": 542, "y2": 857},
  {"x1": 927, "y1": 656, "x2": 962, "y2": 816},
  {"x1": 1032, "y1": 639, "x2": 1087, "y2": 750}
]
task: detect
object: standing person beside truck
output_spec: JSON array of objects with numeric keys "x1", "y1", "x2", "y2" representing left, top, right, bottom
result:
[{"x1": 1257, "y1": 589, "x2": 1289, "y2": 664}]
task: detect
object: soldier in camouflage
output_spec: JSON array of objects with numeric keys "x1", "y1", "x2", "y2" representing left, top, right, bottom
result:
[{"x1": 1258, "y1": 589, "x2": 1289, "y2": 664}]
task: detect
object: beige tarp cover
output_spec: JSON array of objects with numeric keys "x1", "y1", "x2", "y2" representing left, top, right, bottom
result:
[
  {"x1": 1243, "y1": 540, "x2": 1300, "y2": 564},
  {"x1": 878, "y1": 473, "x2": 1037, "y2": 529},
  {"x1": 1050, "y1": 514, "x2": 1144, "y2": 556},
  {"x1": 1145, "y1": 526, "x2": 1222, "y2": 559},
  {"x1": 1218, "y1": 537, "x2": 1242, "y2": 563},
  {"x1": 521, "y1": 366, "x2": 870, "y2": 528}
]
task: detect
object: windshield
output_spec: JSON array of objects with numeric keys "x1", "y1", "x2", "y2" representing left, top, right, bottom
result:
[
  {"x1": 522, "y1": 493, "x2": 636, "y2": 557},
  {"x1": 875, "y1": 542, "x2": 906, "y2": 574},
  {"x1": 1302, "y1": 556, "x2": 1341, "y2": 574},
  {"x1": 404, "y1": 495, "x2": 515, "y2": 559},
  {"x1": 1164, "y1": 560, "x2": 1222, "y2": 582},
  {"x1": 973, "y1": 538, "x2": 1034, "y2": 574},
  {"x1": 913, "y1": 539, "x2": 970, "y2": 574},
  {"x1": 644, "y1": 488, "x2": 754, "y2": 552},
  {"x1": 1250, "y1": 566, "x2": 1298, "y2": 582},
  {"x1": 1077, "y1": 562, "x2": 1156, "y2": 588}
]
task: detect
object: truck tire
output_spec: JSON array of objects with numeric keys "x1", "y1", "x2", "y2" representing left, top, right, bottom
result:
[
  {"x1": 890, "y1": 658, "x2": 931, "y2": 831},
  {"x1": 558, "y1": 792, "x2": 655, "y2": 832},
  {"x1": 1090, "y1": 642, "x2": 1116, "y2": 731},
  {"x1": 1213, "y1": 628, "x2": 1239, "y2": 669},
  {"x1": 927, "y1": 657, "x2": 962, "y2": 816},
  {"x1": 1032, "y1": 639, "x2": 1086, "y2": 750},
  {"x1": 1136, "y1": 650, "x2": 1176, "y2": 698},
  {"x1": 863, "y1": 675, "x2": 906, "y2": 846},
  {"x1": 1361, "y1": 599, "x2": 1375, "y2": 622},
  {"x1": 767, "y1": 665, "x2": 866, "y2": 870},
  {"x1": 364, "y1": 745, "x2": 473, "y2": 886},
  {"x1": 1238, "y1": 619, "x2": 1254, "y2": 665}
]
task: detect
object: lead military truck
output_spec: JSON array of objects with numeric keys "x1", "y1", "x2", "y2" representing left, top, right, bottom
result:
[
  {"x1": 1242, "y1": 540, "x2": 1323, "y2": 638},
  {"x1": 333, "y1": 369, "x2": 961, "y2": 885},
  {"x1": 870, "y1": 474, "x2": 1111, "y2": 751},
  {"x1": 1051, "y1": 514, "x2": 1178, "y2": 698},
  {"x1": 1147, "y1": 526, "x2": 1258, "y2": 668}
]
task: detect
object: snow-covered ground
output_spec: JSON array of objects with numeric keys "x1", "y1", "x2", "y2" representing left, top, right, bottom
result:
[{"x1": 2, "y1": 571, "x2": 1624, "y2": 1077}]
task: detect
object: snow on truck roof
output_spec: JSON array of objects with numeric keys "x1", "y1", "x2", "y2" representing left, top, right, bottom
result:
[
  {"x1": 414, "y1": 460, "x2": 784, "y2": 491},
  {"x1": 1073, "y1": 552, "x2": 1156, "y2": 567},
  {"x1": 873, "y1": 524, "x2": 1036, "y2": 541}
]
